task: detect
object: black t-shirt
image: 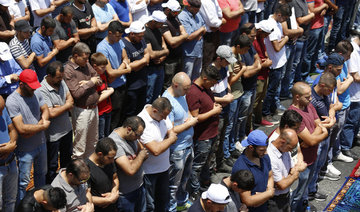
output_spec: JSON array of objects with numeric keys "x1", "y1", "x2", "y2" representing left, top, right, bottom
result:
[
  {"x1": 188, "y1": 198, "x2": 205, "y2": 212},
  {"x1": 85, "y1": 159, "x2": 117, "y2": 212},
  {"x1": 161, "y1": 16, "x2": 182, "y2": 60},
  {"x1": 0, "y1": 10, "x2": 12, "y2": 43},
  {"x1": 16, "y1": 185, "x2": 53, "y2": 212},
  {"x1": 144, "y1": 26, "x2": 164, "y2": 67},
  {"x1": 293, "y1": 0, "x2": 310, "y2": 41},
  {"x1": 122, "y1": 37, "x2": 147, "y2": 90},
  {"x1": 241, "y1": 45, "x2": 257, "y2": 91}
]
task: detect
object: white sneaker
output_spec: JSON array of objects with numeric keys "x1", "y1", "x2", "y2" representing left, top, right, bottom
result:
[
  {"x1": 327, "y1": 163, "x2": 341, "y2": 176},
  {"x1": 335, "y1": 152, "x2": 354, "y2": 163}
]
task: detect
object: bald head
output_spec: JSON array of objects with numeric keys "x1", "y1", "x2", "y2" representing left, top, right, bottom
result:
[
  {"x1": 291, "y1": 82, "x2": 310, "y2": 97},
  {"x1": 172, "y1": 72, "x2": 191, "y2": 86},
  {"x1": 171, "y1": 72, "x2": 191, "y2": 97},
  {"x1": 278, "y1": 128, "x2": 298, "y2": 152}
]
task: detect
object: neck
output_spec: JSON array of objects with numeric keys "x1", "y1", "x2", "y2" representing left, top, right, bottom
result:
[
  {"x1": 313, "y1": 85, "x2": 323, "y2": 97},
  {"x1": 61, "y1": 170, "x2": 72, "y2": 186},
  {"x1": 16, "y1": 87, "x2": 25, "y2": 97},
  {"x1": 223, "y1": 177, "x2": 232, "y2": 188},
  {"x1": 146, "y1": 106, "x2": 157, "y2": 121},
  {"x1": 89, "y1": 153, "x2": 104, "y2": 168},
  {"x1": 244, "y1": 148, "x2": 260, "y2": 164},
  {"x1": 272, "y1": 138, "x2": 282, "y2": 151},
  {"x1": 106, "y1": 36, "x2": 114, "y2": 44},
  {"x1": 39, "y1": 28, "x2": 46, "y2": 37},
  {"x1": 74, "y1": 1, "x2": 85, "y2": 9},
  {"x1": 96, "y1": 1, "x2": 105, "y2": 7},
  {"x1": 194, "y1": 77, "x2": 204, "y2": 88},
  {"x1": 291, "y1": 101, "x2": 304, "y2": 110},
  {"x1": 167, "y1": 86, "x2": 177, "y2": 97},
  {"x1": 33, "y1": 189, "x2": 45, "y2": 204},
  {"x1": 45, "y1": 76, "x2": 59, "y2": 90},
  {"x1": 16, "y1": 34, "x2": 25, "y2": 42}
]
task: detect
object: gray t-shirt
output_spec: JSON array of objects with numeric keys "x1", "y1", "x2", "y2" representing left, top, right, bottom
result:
[
  {"x1": 39, "y1": 78, "x2": 72, "y2": 142},
  {"x1": 51, "y1": 169, "x2": 88, "y2": 212},
  {"x1": 51, "y1": 19, "x2": 78, "y2": 62},
  {"x1": 109, "y1": 130, "x2": 144, "y2": 194},
  {"x1": 6, "y1": 89, "x2": 46, "y2": 152}
]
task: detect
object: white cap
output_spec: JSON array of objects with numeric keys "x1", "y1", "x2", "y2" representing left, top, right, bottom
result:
[
  {"x1": 162, "y1": 0, "x2": 181, "y2": 12},
  {"x1": 255, "y1": 20, "x2": 274, "y2": 34},
  {"x1": 149, "y1": 11, "x2": 167, "y2": 23},
  {"x1": 0, "y1": 0, "x2": 10, "y2": 7},
  {"x1": 201, "y1": 184, "x2": 231, "y2": 204},
  {"x1": 216, "y1": 45, "x2": 237, "y2": 64},
  {"x1": 125, "y1": 21, "x2": 146, "y2": 34},
  {"x1": 0, "y1": 42, "x2": 13, "y2": 61}
]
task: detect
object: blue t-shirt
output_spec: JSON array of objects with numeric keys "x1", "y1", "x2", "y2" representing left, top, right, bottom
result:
[
  {"x1": 97, "y1": 39, "x2": 126, "y2": 88},
  {"x1": 162, "y1": 89, "x2": 194, "y2": 151},
  {"x1": 109, "y1": 0, "x2": 130, "y2": 22},
  {"x1": 92, "y1": 3, "x2": 117, "y2": 39},
  {"x1": 31, "y1": 30, "x2": 55, "y2": 81},
  {"x1": 0, "y1": 58, "x2": 23, "y2": 95},
  {"x1": 241, "y1": 45, "x2": 257, "y2": 91},
  {"x1": 232, "y1": 153, "x2": 272, "y2": 212},
  {"x1": 122, "y1": 37, "x2": 147, "y2": 90},
  {"x1": 0, "y1": 107, "x2": 14, "y2": 163},
  {"x1": 313, "y1": 73, "x2": 338, "y2": 106},
  {"x1": 337, "y1": 63, "x2": 351, "y2": 109}
]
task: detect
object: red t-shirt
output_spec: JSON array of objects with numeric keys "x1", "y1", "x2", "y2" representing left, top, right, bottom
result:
[
  {"x1": 186, "y1": 83, "x2": 219, "y2": 141},
  {"x1": 218, "y1": 0, "x2": 242, "y2": 33},
  {"x1": 307, "y1": 0, "x2": 325, "y2": 29},
  {"x1": 253, "y1": 35, "x2": 270, "y2": 80},
  {"x1": 288, "y1": 104, "x2": 319, "y2": 165},
  {"x1": 97, "y1": 74, "x2": 112, "y2": 116}
]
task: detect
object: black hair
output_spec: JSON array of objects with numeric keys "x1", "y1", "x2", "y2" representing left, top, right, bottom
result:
[
  {"x1": 41, "y1": 17, "x2": 56, "y2": 29},
  {"x1": 60, "y1": 6, "x2": 73, "y2": 16},
  {"x1": 95, "y1": 137, "x2": 118, "y2": 156},
  {"x1": 233, "y1": 34, "x2": 252, "y2": 48},
  {"x1": 108, "y1": 21, "x2": 125, "y2": 34},
  {"x1": 201, "y1": 65, "x2": 221, "y2": 81},
  {"x1": 46, "y1": 61, "x2": 64, "y2": 77},
  {"x1": 279, "y1": 110, "x2": 303, "y2": 129},
  {"x1": 122, "y1": 116, "x2": 146, "y2": 132},
  {"x1": 335, "y1": 40, "x2": 354, "y2": 55},
  {"x1": 152, "y1": 97, "x2": 172, "y2": 113},
  {"x1": 65, "y1": 159, "x2": 90, "y2": 179},
  {"x1": 319, "y1": 71, "x2": 337, "y2": 88},
  {"x1": 274, "y1": 3, "x2": 292, "y2": 17},
  {"x1": 239, "y1": 23, "x2": 255, "y2": 35},
  {"x1": 45, "y1": 187, "x2": 67, "y2": 209},
  {"x1": 231, "y1": 170, "x2": 255, "y2": 191}
]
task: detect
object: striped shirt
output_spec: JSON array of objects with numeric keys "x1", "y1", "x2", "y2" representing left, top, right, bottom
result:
[{"x1": 9, "y1": 36, "x2": 35, "y2": 70}]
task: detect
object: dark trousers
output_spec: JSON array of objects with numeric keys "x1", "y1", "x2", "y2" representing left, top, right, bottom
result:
[
  {"x1": 125, "y1": 86, "x2": 147, "y2": 117},
  {"x1": 268, "y1": 192, "x2": 290, "y2": 212},
  {"x1": 110, "y1": 85, "x2": 127, "y2": 131},
  {"x1": 46, "y1": 130, "x2": 73, "y2": 184},
  {"x1": 144, "y1": 170, "x2": 170, "y2": 212},
  {"x1": 202, "y1": 31, "x2": 220, "y2": 70},
  {"x1": 163, "y1": 58, "x2": 182, "y2": 93}
]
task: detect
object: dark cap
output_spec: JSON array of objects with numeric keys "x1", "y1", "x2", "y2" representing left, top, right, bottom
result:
[
  {"x1": 326, "y1": 53, "x2": 344, "y2": 66},
  {"x1": 185, "y1": 0, "x2": 201, "y2": 8},
  {"x1": 15, "y1": 20, "x2": 32, "y2": 32}
]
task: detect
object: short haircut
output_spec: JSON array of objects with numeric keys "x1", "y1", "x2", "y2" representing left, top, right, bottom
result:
[
  {"x1": 201, "y1": 65, "x2": 221, "y2": 81},
  {"x1": 280, "y1": 110, "x2": 303, "y2": 129},
  {"x1": 152, "y1": 97, "x2": 172, "y2": 113},
  {"x1": 108, "y1": 21, "x2": 125, "y2": 34},
  {"x1": 44, "y1": 187, "x2": 67, "y2": 209},
  {"x1": 41, "y1": 17, "x2": 56, "y2": 29},
  {"x1": 95, "y1": 137, "x2": 118, "y2": 155},
  {"x1": 46, "y1": 61, "x2": 64, "y2": 77},
  {"x1": 90, "y1": 52, "x2": 108, "y2": 66},
  {"x1": 239, "y1": 23, "x2": 255, "y2": 35},
  {"x1": 274, "y1": 3, "x2": 292, "y2": 17},
  {"x1": 335, "y1": 40, "x2": 353, "y2": 55},
  {"x1": 319, "y1": 72, "x2": 336, "y2": 88},
  {"x1": 187, "y1": 0, "x2": 201, "y2": 8},
  {"x1": 231, "y1": 170, "x2": 255, "y2": 191},
  {"x1": 60, "y1": 6, "x2": 73, "y2": 16},
  {"x1": 122, "y1": 116, "x2": 146, "y2": 131},
  {"x1": 233, "y1": 34, "x2": 252, "y2": 48},
  {"x1": 72, "y1": 42, "x2": 91, "y2": 56},
  {"x1": 66, "y1": 159, "x2": 90, "y2": 178}
]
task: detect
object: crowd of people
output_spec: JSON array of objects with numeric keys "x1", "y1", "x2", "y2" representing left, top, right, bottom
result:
[{"x1": 1, "y1": 0, "x2": 360, "y2": 211}]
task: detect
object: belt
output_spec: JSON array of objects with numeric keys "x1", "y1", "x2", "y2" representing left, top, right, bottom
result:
[
  {"x1": 0, "y1": 154, "x2": 15, "y2": 167},
  {"x1": 76, "y1": 104, "x2": 97, "y2": 109}
]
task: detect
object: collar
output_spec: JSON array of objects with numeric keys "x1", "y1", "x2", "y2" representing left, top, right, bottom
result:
[
  {"x1": 67, "y1": 59, "x2": 81, "y2": 70},
  {"x1": 41, "y1": 77, "x2": 57, "y2": 92},
  {"x1": 56, "y1": 168, "x2": 75, "y2": 193},
  {"x1": 311, "y1": 85, "x2": 325, "y2": 101},
  {"x1": 269, "y1": 142, "x2": 283, "y2": 159},
  {"x1": 241, "y1": 153, "x2": 263, "y2": 168},
  {"x1": 193, "y1": 82, "x2": 206, "y2": 92},
  {"x1": 141, "y1": 104, "x2": 157, "y2": 123}
]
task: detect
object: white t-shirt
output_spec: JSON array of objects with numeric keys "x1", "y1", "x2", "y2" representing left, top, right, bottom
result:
[
  {"x1": 29, "y1": 0, "x2": 53, "y2": 27},
  {"x1": 264, "y1": 16, "x2": 287, "y2": 69},
  {"x1": 8, "y1": 0, "x2": 27, "y2": 20},
  {"x1": 348, "y1": 40, "x2": 360, "y2": 102},
  {"x1": 138, "y1": 105, "x2": 173, "y2": 174}
]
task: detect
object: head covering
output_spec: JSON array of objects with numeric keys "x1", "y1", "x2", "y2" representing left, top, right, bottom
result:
[
  {"x1": 241, "y1": 130, "x2": 268, "y2": 147},
  {"x1": 125, "y1": 21, "x2": 146, "y2": 34},
  {"x1": 19, "y1": 69, "x2": 41, "y2": 89},
  {"x1": 216, "y1": 45, "x2": 237, "y2": 64},
  {"x1": 201, "y1": 184, "x2": 232, "y2": 204},
  {"x1": 15, "y1": 20, "x2": 32, "y2": 32},
  {"x1": 184, "y1": 0, "x2": 201, "y2": 8},
  {"x1": 0, "y1": 42, "x2": 13, "y2": 61},
  {"x1": 0, "y1": 0, "x2": 10, "y2": 7},
  {"x1": 255, "y1": 20, "x2": 274, "y2": 34},
  {"x1": 162, "y1": 0, "x2": 181, "y2": 12},
  {"x1": 326, "y1": 53, "x2": 344, "y2": 66},
  {"x1": 150, "y1": 11, "x2": 167, "y2": 23}
]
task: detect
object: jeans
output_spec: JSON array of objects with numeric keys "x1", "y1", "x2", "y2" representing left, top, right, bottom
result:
[
  {"x1": 329, "y1": 3, "x2": 353, "y2": 50},
  {"x1": 262, "y1": 65, "x2": 286, "y2": 116},
  {"x1": 216, "y1": 113, "x2": 229, "y2": 167},
  {"x1": 183, "y1": 56, "x2": 202, "y2": 81},
  {"x1": 264, "y1": 0, "x2": 276, "y2": 20},
  {"x1": 223, "y1": 98, "x2": 240, "y2": 158},
  {"x1": 144, "y1": 170, "x2": 170, "y2": 212},
  {"x1": 0, "y1": 160, "x2": 17, "y2": 212},
  {"x1": 117, "y1": 185, "x2": 146, "y2": 212},
  {"x1": 309, "y1": 136, "x2": 330, "y2": 194},
  {"x1": 190, "y1": 137, "x2": 216, "y2": 193},
  {"x1": 333, "y1": 107, "x2": 350, "y2": 156},
  {"x1": 163, "y1": 58, "x2": 182, "y2": 92},
  {"x1": 110, "y1": 85, "x2": 127, "y2": 131},
  {"x1": 146, "y1": 66, "x2": 165, "y2": 104},
  {"x1": 168, "y1": 147, "x2": 194, "y2": 212},
  {"x1": 320, "y1": 15, "x2": 332, "y2": 56},
  {"x1": 281, "y1": 43, "x2": 296, "y2": 97},
  {"x1": 236, "y1": 89, "x2": 256, "y2": 141},
  {"x1": 340, "y1": 102, "x2": 360, "y2": 151},
  {"x1": 294, "y1": 40, "x2": 307, "y2": 83},
  {"x1": 302, "y1": 27, "x2": 323, "y2": 80},
  {"x1": 16, "y1": 142, "x2": 47, "y2": 202},
  {"x1": 290, "y1": 161, "x2": 317, "y2": 212},
  {"x1": 219, "y1": 31, "x2": 233, "y2": 46},
  {"x1": 99, "y1": 112, "x2": 111, "y2": 139},
  {"x1": 46, "y1": 131, "x2": 73, "y2": 184}
]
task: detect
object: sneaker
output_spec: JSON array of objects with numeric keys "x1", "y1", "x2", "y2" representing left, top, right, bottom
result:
[
  {"x1": 189, "y1": 191, "x2": 200, "y2": 203},
  {"x1": 324, "y1": 171, "x2": 341, "y2": 181},
  {"x1": 276, "y1": 104, "x2": 286, "y2": 116},
  {"x1": 342, "y1": 150, "x2": 359, "y2": 160},
  {"x1": 176, "y1": 200, "x2": 192, "y2": 211},
  {"x1": 327, "y1": 163, "x2": 341, "y2": 176},
  {"x1": 217, "y1": 162, "x2": 232, "y2": 173},
  {"x1": 308, "y1": 192, "x2": 327, "y2": 202},
  {"x1": 230, "y1": 149, "x2": 241, "y2": 158},
  {"x1": 254, "y1": 119, "x2": 274, "y2": 128},
  {"x1": 305, "y1": 76, "x2": 314, "y2": 84},
  {"x1": 225, "y1": 158, "x2": 235, "y2": 167},
  {"x1": 335, "y1": 152, "x2": 354, "y2": 163},
  {"x1": 263, "y1": 115, "x2": 279, "y2": 124}
]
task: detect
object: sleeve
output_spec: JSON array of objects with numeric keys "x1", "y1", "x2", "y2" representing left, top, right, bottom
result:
[
  {"x1": 10, "y1": 59, "x2": 22, "y2": 76},
  {"x1": 186, "y1": 89, "x2": 200, "y2": 111},
  {"x1": 5, "y1": 96, "x2": 21, "y2": 118},
  {"x1": 139, "y1": 125, "x2": 154, "y2": 144},
  {"x1": 108, "y1": 4, "x2": 117, "y2": 16},
  {"x1": 10, "y1": 43, "x2": 23, "y2": 59},
  {"x1": 348, "y1": 51, "x2": 358, "y2": 74},
  {"x1": 217, "y1": 0, "x2": 230, "y2": 9},
  {"x1": 3, "y1": 108, "x2": 12, "y2": 126},
  {"x1": 309, "y1": 103, "x2": 319, "y2": 120},
  {"x1": 35, "y1": 90, "x2": 45, "y2": 107},
  {"x1": 51, "y1": 28, "x2": 60, "y2": 41},
  {"x1": 39, "y1": 87, "x2": 53, "y2": 107},
  {"x1": 29, "y1": 0, "x2": 40, "y2": 11},
  {"x1": 268, "y1": 30, "x2": 279, "y2": 42},
  {"x1": 199, "y1": 2, "x2": 222, "y2": 28},
  {"x1": 128, "y1": 0, "x2": 148, "y2": 14},
  {"x1": 178, "y1": 13, "x2": 194, "y2": 35},
  {"x1": 160, "y1": 22, "x2": 170, "y2": 34},
  {"x1": 31, "y1": 38, "x2": 45, "y2": 56},
  {"x1": 64, "y1": 67, "x2": 95, "y2": 99},
  {"x1": 92, "y1": 5, "x2": 101, "y2": 22},
  {"x1": 270, "y1": 160, "x2": 283, "y2": 182},
  {"x1": 70, "y1": 20, "x2": 78, "y2": 34},
  {"x1": 115, "y1": 145, "x2": 126, "y2": 159},
  {"x1": 165, "y1": 116, "x2": 173, "y2": 130},
  {"x1": 0, "y1": 76, "x2": 7, "y2": 90}
]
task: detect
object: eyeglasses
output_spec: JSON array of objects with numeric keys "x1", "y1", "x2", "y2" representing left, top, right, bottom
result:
[
  {"x1": 77, "y1": 175, "x2": 90, "y2": 184},
  {"x1": 132, "y1": 128, "x2": 142, "y2": 137}
]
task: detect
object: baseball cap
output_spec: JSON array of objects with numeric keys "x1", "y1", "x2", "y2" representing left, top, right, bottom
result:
[
  {"x1": 255, "y1": 20, "x2": 274, "y2": 34},
  {"x1": 216, "y1": 45, "x2": 237, "y2": 64},
  {"x1": 201, "y1": 184, "x2": 231, "y2": 204},
  {"x1": 326, "y1": 53, "x2": 344, "y2": 66},
  {"x1": 241, "y1": 130, "x2": 268, "y2": 147},
  {"x1": 162, "y1": 0, "x2": 181, "y2": 12},
  {"x1": 149, "y1": 11, "x2": 167, "y2": 23},
  {"x1": 125, "y1": 21, "x2": 146, "y2": 34},
  {"x1": 0, "y1": 42, "x2": 13, "y2": 61},
  {"x1": 15, "y1": 20, "x2": 32, "y2": 32},
  {"x1": 0, "y1": 0, "x2": 10, "y2": 7},
  {"x1": 19, "y1": 69, "x2": 41, "y2": 89}
]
